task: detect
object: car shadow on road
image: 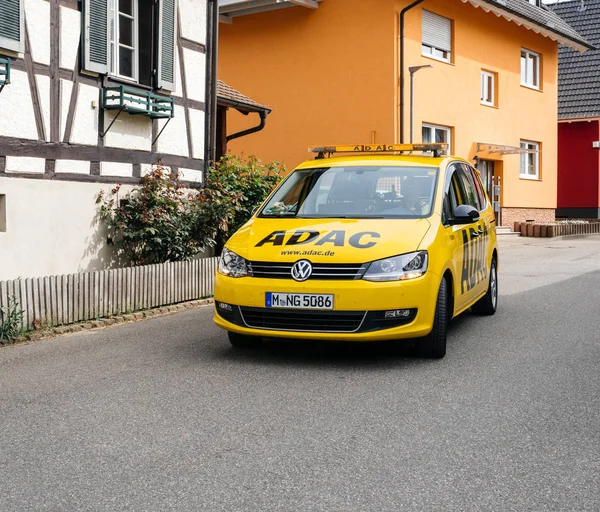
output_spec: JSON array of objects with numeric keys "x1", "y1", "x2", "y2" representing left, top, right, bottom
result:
[{"x1": 211, "y1": 313, "x2": 478, "y2": 370}]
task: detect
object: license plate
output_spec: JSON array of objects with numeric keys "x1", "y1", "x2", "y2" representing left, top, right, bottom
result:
[{"x1": 266, "y1": 292, "x2": 334, "y2": 310}]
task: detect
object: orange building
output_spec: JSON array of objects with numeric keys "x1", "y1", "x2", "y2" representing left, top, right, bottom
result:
[{"x1": 217, "y1": 0, "x2": 591, "y2": 226}]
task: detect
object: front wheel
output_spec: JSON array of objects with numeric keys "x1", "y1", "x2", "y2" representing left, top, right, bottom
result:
[
  {"x1": 228, "y1": 331, "x2": 262, "y2": 349},
  {"x1": 416, "y1": 277, "x2": 448, "y2": 359},
  {"x1": 471, "y1": 259, "x2": 498, "y2": 316}
]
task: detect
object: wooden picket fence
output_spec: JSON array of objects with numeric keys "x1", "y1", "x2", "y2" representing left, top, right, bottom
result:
[{"x1": 0, "y1": 258, "x2": 219, "y2": 331}]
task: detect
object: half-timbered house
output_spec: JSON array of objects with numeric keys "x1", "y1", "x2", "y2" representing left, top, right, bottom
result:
[{"x1": 0, "y1": 0, "x2": 212, "y2": 280}]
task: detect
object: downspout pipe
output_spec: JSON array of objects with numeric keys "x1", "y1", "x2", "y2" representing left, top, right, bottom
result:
[
  {"x1": 205, "y1": 0, "x2": 219, "y2": 166},
  {"x1": 400, "y1": 0, "x2": 425, "y2": 144},
  {"x1": 226, "y1": 110, "x2": 269, "y2": 143}
]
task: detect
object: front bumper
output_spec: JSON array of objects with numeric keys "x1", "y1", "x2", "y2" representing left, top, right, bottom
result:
[{"x1": 213, "y1": 271, "x2": 441, "y2": 341}]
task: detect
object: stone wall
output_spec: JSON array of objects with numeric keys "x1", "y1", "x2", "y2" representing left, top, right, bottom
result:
[{"x1": 501, "y1": 207, "x2": 556, "y2": 227}]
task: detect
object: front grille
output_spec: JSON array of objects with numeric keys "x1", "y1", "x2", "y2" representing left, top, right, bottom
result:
[
  {"x1": 248, "y1": 261, "x2": 367, "y2": 280},
  {"x1": 239, "y1": 307, "x2": 366, "y2": 332}
]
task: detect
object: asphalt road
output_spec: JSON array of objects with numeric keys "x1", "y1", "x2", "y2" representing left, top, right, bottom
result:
[{"x1": 1, "y1": 236, "x2": 599, "y2": 511}]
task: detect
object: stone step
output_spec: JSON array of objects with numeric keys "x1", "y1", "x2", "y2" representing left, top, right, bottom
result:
[{"x1": 496, "y1": 226, "x2": 520, "y2": 237}]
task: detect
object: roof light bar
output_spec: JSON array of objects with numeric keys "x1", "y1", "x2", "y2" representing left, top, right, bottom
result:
[{"x1": 309, "y1": 143, "x2": 449, "y2": 157}]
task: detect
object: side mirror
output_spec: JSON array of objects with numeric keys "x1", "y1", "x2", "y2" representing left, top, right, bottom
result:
[
  {"x1": 251, "y1": 206, "x2": 259, "y2": 216},
  {"x1": 449, "y1": 204, "x2": 479, "y2": 225}
]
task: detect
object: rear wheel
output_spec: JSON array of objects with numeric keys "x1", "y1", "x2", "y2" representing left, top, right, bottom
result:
[
  {"x1": 228, "y1": 331, "x2": 262, "y2": 349},
  {"x1": 417, "y1": 277, "x2": 448, "y2": 359},
  {"x1": 471, "y1": 259, "x2": 498, "y2": 316}
]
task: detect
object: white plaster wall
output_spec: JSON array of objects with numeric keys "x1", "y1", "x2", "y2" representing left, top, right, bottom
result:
[
  {"x1": 180, "y1": 0, "x2": 207, "y2": 45},
  {"x1": 104, "y1": 111, "x2": 152, "y2": 152},
  {"x1": 0, "y1": 177, "x2": 134, "y2": 280},
  {"x1": 100, "y1": 162, "x2": 133, "y2": 177},
  {"x1": 157, "y1": 105, "x2": 188, "y2": 157},
  {"x1": 24, "y1": 0, "x2": 50, "y2": 65},
  {"x1": 70, "y1": 84, "x2": 100, "y2": 146},
  {"x1": 60, "y1": 79, "x2": 73, "y2": 141},
  {"x1": 36, "y1": 74, "x2": 51, "y2": 141},
  {"x1": 0, "y1": 70, "x2": 39, "y2": 140},
  {"x1": 56, "y1": 159, "x2": 90, "y2": 174},
  {"x1": 60, "y1": 5, "x2": 80, "y2": 70},
  {"x1": 178, "y1": 167, "x2": 203, "y2": 183},
  {"x1": 189, "y1": 108, "x2": 205, "y2": 160},
  {"x1": 183, "y1": 49, "x2": 206, "y2": 103},
  {"x1": 172, "y1": 46, "x2": 183, "y2": 98},
  {"x1": 5, "y1": 156, "x2": 45, "y2": 173}
]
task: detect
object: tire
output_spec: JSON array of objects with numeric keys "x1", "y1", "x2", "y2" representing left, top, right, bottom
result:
[
  {"x1": 228, "y1": 331, "x2": 262, "y2": 349},
  {"x1": 417, "y1": 277, "x2": 448, "y2": 359},
  {"x1": 471, "y1": 258, "x2": 498, "y2": 316}
]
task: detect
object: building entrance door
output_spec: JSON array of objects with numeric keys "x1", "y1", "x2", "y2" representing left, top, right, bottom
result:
[{"x1": 479, "y1": 159, "x2": 501, "y2": 224}]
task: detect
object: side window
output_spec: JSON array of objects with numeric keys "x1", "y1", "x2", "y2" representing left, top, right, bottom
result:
[
  {"x1": 459, "y1": 164, "x2": 485, "y2": 211},
  {"x1": 456, "y1": 167, "x2": 480, "y2": 210},
  {"x1": 468, "y1": 165, "x2": 487, "y2": 210},
  {"x1": 443, "y1": 165, "x2": 462, "y2": 224}
]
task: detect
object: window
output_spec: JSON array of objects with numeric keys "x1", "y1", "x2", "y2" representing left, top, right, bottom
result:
[
  {"x1": 520, "y1": 140, "x2": 540, "y2": 180},
  {"x1": 0, "y1": 194, "x2": 6, "y2": 232},
  {"x1": 0, "y1": 0, "x2": 24, "y2": 53},
  {"x1": 109, "y1": 0, "x2": 138, "y2": 81},
  {"x1": 260, "y1": 166, "x2": 439, "y2": 219},
  {"x1": 83, "y1": 0, "x2": 176, "y2": 91},
  {"x1": 422, "y1": 123, "x2": 451, "y2": 152},
  {"x1": 521, "y1": 48, "x2": 540, "y2": 90},
  {"x1": 443, "y1": 166, "x2": 462, "y2": 224},
  {"x1": 480, "y1": 70, "x2": 496, "y2": 107},
  {"x1": 422, "y1": 10, "x2": 452, "y2": 63},
  {"x1": 458, "y1": 164, "x2": 486, "y2": 211}
]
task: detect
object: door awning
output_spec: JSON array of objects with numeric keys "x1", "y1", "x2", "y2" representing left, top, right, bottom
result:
[
  {"x1": 476, "y1": 143, "x2": 538, "y2": 155},
  {"x1": 219, "y1": 0, "x2": 321, "y2": 22}
]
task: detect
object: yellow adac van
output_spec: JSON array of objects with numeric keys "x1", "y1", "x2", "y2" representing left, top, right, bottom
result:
[{"x1": 214, "y1": 144, "x2": 499, "y2": 359}]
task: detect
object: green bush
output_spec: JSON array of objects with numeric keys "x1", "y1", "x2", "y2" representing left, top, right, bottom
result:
[
  {"x1": 97, "y1": 156, "x2": 285, "y2": 265},
  {"x1": 205, "y1": 154, "x2": 284, "y2": 251}
]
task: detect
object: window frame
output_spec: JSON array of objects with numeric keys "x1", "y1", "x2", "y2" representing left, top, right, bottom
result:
[
  {"x1": 480, "y1": 70, "x2": 496, "y2": 107},
  {"x1": 422, "y1": 123, "x2": 452, "y2": 153},
  {"x1": 521, "y1": 48, "x2": 541, "y2": 90},
  {"x1": 520, "y1": 140, "x2": 540, "y2": 180},
  {"x1": 109, "y1": 0, "x2": 140, "y2": 83},
  {"x1": 421, "y1": 9, "x2": 453, "y2": 64}
]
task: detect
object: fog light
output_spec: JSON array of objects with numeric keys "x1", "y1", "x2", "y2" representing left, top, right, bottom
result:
[
  {"x1": 217, "y1": 302, "x2": 233, "y2": 312},
  {"x1": 384, "y1": 309, "x2": 411, "y2": 319}
]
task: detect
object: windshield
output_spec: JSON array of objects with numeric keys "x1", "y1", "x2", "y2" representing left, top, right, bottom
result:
[{"x1": 260, "y1": 166, "x2": 439, "y2": 219}]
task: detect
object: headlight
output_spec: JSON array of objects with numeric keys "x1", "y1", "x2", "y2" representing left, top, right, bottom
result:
[
  {"x1": 218, "y1": 248, "x2": 249, "y2": 278},
  {"x1": 363, "y1": 251, "x2": 428, "y2": 282}
]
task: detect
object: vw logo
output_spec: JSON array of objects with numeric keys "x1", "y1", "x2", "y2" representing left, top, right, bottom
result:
[{"x1": 291, "y1": 260, "x2": 313, "y2": 282}]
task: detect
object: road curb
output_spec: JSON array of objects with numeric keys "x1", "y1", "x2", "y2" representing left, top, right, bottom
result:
[{"x1": 5, "y1": 298, "x2": 214, "y2": 346}]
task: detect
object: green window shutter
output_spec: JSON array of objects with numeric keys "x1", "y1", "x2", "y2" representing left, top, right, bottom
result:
[
  {"x1": 0, "y1": 0, "x2": 24, "y2": 53},
  {"x1": 82, "y1": 0, "x2": 109, "y2": 74},
  {"x1": 156, "y1": 0, "x2": 176, "y2": 91}
]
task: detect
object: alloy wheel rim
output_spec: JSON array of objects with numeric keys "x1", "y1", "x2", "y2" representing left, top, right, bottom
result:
[{"x1": 490, "y1": 265, "x2": 498, "y2": 308}]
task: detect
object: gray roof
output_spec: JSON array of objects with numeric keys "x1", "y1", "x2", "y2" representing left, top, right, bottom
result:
[
  {"x1": 466, "y1": 0, "x2": 593, "y2": 51},
  {"x1": 552, "y1": 0, "x2": 600, "y2": 119}
]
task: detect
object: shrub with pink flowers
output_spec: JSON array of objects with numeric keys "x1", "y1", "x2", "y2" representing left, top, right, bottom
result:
[{"x1": 97, "y1": 155, "x2": 284, "y2": 265}]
